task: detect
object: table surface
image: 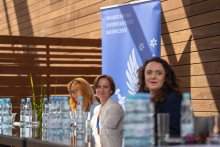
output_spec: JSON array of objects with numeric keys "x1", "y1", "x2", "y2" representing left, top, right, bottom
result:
[{"x1": 0, "y1": 127, "x2": 219, "y2": 147}]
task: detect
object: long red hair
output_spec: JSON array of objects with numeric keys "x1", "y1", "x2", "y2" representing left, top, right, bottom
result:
[{"x1": 67, "y1": 78, "x2": 94, "y2": 111}]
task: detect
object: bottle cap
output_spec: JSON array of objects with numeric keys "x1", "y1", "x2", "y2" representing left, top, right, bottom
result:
[
  {"x1": 126, "y1": 94, "x2": 136, "y2": 100},
  {"x1": 78, "y1": 96, "x2": 83, "y2": 101},
  {"x1": 183, "y1": 92, "x2": 191, "y2": 99},
  {"x1": 55, "y1": 97, "x2": 59, "y2": 100},
  {"x1": 44, "y1": 98, "x2": 47, "y2": 101},
  {"x1": 27, "y1": 98, "x2": 30, "y2": 102},
  {"x1": 49, "y1": 96, "x2": 54, "y2": 101},
  {"x1": 7, "y1": 99, "x2": 10, "y2": 102},
  {"x1": 21, "y1": 99, "x2": 25, "y2": 102},
  {"x1": 136, "y1": 93, "x2": 151, "y2": 99},
  {"x1": 63, "y1": 97, "x2": 68, "y2": 101},
  {"x1": 59, "y1": 97, "x2": 63, "y2": 101},
  {"x1": 0, "y1": 99, "x2": 2, "y2": 102}
]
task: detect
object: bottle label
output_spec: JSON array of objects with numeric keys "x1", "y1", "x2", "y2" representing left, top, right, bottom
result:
[
  {"x1": 42, "y1": 129, "x2": 48, "y2": 137},
  {"x1": 86, "y1": 121, "x2": 91, "y2": 129},
  {"x1": 134, "y1": 122, "x2": 154, "y2": 137},
  {"x1": 49, "y1": 119, "x2": 56, "y2": 128},
  {"x1": 76, "y1": 134, "x2": 85, "y2": 146},
  {"x1": 20, "y1": 115, "x2": 25, "y2": 121},
  {"x1": 57, "y1": 136, "x2": 62, "y2": 144},
  {"x1": 49, "y1": 135, "x2": 55, "y2": 142},
  {"x1": 42, "y1": 116, "x2": 48, "y2": 124},
  {"x1": 76, "y1": 105, "x2": 81, "y2": 110},
  {"x1": 57, "y1": 119, "x2": 62, "y2": 128},
  {"x1": 181, "y1": 124, "x2": 193, "y2": 137},
  {"x1": 25, "y1": 116, "x2": 30, "y2": 122},
  {"x1": 76, "y1": 118, "x2": 85, "y2": 128},
  {"x1": 20, "y1": 128, "x2": 25, "y2": 137},
  {"x1": 3, "y1": 116, "x2": 7, "y2": 122},
  {"x1": 65, "y1": 105, "x2": 70, "y2": 110},
  {"x1": 62, "y1": 136, "x2": 70, "y2": 145},
  {"x1": 123, "y1": 123, "x2": 133, "y2": 137},
  {"x1": 8, "y1": 116, "x2": 12, "y2": 123},
  {"x1": 62, "y1": 119, "x2": 70, "y2": 129}
]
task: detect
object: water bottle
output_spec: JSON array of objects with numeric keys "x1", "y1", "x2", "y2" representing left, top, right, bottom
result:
[
  {"x1": 7, "y1": 99, "x2": 12, "y2": 129},
  {"x1": 48, "y1": 96, "x2": 56, "y2": 142},
  {"x1": 181, "y1": 92, "x2": 194, "y2": 143},
  {"x1": 56, "y1": 97, "x2": 62, "y2": 144},
  {"x1": 85, "y1": 112, "x2": 92, "y2": 146},
  {"x1": 42, "y1": 98, "x2": 48, "y2": 141},
  {"x1": 25, "y1": 98, "x2": 32, "y2": 138},
  {"x1": 20, "y1": 99, "x2": 25, "y2": 137},
  {"x1": 123, "y1": 94, "x2": 136, "y2": 147},
  {"x1": 59, "y1": 97, "x2": 63, "y2": 111},
  {"x1": 76, "y1": 96, "x2": 85, "y2": 147},
  {"x1": 0, "y1": 99, "x2": 3, "y2": 135},
  {"x1": 61, "y1": 96, "x2": 71, "y2": 145},
  {"x1": 7, "y1": 99, "x2": 12, "y2": 136},
  {"x1": 135, "y1": 93, "x2": 154, "y2": 147},
  {"x1": 2, "y1": 98, "x2": 9, "y2": 135},
  {"x1": 145, "y1": 93, "x2": 155, "y2": 145},
  {"x1": 70, "y1": 111, "x2": 76, "y2": 146}
]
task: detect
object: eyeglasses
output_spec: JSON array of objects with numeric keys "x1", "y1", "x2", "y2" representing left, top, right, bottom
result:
[{"x1": 69, "y1": 89, "x2": 78, "y2": 95}]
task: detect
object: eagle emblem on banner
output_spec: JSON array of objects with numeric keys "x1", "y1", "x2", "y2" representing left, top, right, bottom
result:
[{"x1": 115, "y1": 48, "x2": 139, "y2": 111}]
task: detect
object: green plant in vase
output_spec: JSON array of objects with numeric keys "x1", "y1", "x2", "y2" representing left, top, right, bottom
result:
[{"x1": 30, "y1": 73, "x2": 45, "y2": 138}]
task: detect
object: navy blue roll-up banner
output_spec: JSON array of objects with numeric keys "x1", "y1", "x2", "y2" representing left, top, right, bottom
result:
[{"x1": 101, "y1": 0, "x2": 161, "y2": 111}]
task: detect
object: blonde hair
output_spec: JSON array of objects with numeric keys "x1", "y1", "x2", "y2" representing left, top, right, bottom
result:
[{"x1": 67, "y1": 78, "x2": 94, "y2": 112}]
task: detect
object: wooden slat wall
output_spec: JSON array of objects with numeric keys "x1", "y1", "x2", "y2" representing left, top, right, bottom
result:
[
  {"x1": 160, "y1": 0, "x2": 220, "y2": 116},
  {"x1": 0, "y1": 35, "x2": 101, "y2": 121},
  {"x1": 0, "y1": 0, "x2": 220, "y2": 117}
]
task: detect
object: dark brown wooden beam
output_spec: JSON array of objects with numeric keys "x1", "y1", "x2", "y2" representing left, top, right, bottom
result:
[
  {"x1": 0, "y1": 66, "x2": 101, "y2": 74},
  {"x1": 0, "y1": 59, "x2": 101, "y2": 64},
  {"x1": 0, "y1": 53, "x2": 101, "y2": 59},
  {"x1": 0, "y1": 47, "x2": 102, "y2": 53},
  {"x1": 0, "y1": 35, "x2": 101, "y2": 47}
]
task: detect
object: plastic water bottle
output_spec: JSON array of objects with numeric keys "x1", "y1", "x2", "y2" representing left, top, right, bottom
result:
[
  {"x1": 48, "y1": 96, "x2": 56, "y2": 142},
  {"x1": 61, "y1": 96, "x2": 71, "y2": 145},
  {"x1": 56, "y1": 97, "x2": 62, "y2": 143},
  {"x1": 7, "y1": 99, "x2": 12, "y2": 129},
  {"x1": 145, "y1": 93, "x2": 155, "y2": 145},
  {"x1": 123, "y1": 94, "x2": 136, "y2": 147},
  {"x1": 2, "y1": 98, "x2": 9, "y2": 135},
  {"x1": 20, "y1": 99, "x2": 25, "y2": 137},
  {"x1": 135, "y1": 93, "x2": 154, "y2": 147},
  {"x1": 76, "y1": 96, "x2": 85, "y2": 147},
  {"x1": 42, "y1": 98, "x2": 48, "y2": 141},
  {"x1": 85, "y1": 112, "x2": 92, "y2": 146},
  {"x1": 25, "y1": 98, "x2": 32, "y2": 138},
  {"x1": 181, "y1": 92, "x2": 194, "y2": 143},
  {"x1": 7, "y1": 99, "x2": 12, "y2": 136},
  {"x1": 0, "y1": 99, "x2": 2, "y2": 134},
  {"x1": 70, "y1": 111, "x2": 76, "y2": 146},
  {"x1": 59, "y1": 97, "x2": 63, "y2": 111}
]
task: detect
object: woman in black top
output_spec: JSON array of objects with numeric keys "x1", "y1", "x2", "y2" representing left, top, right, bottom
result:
[{"x1": 137, "y1": 57, "x2": 182, "y2": 137}]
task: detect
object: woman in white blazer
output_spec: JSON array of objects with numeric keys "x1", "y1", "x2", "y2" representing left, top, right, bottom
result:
[{"x1": 91, "y1": 75, "x2": 124, "y2": 147}]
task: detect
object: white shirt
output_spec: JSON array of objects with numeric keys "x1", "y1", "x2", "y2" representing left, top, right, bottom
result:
[{"x1": 91, "y1": 97, "x2": 124, "y2": 147}]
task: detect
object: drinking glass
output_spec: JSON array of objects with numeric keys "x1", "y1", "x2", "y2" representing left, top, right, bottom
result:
[
  {"x1": 208, "y1": 115, "x2": 220, "y2": 144},
  {"x1": 157, "y1": 113, "x2": 170, "y2": 139}
]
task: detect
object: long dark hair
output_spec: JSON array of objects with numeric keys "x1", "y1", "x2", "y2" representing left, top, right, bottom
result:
[{"x1": 137, "y1": 57, "x2": 181, "y2": 107}]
